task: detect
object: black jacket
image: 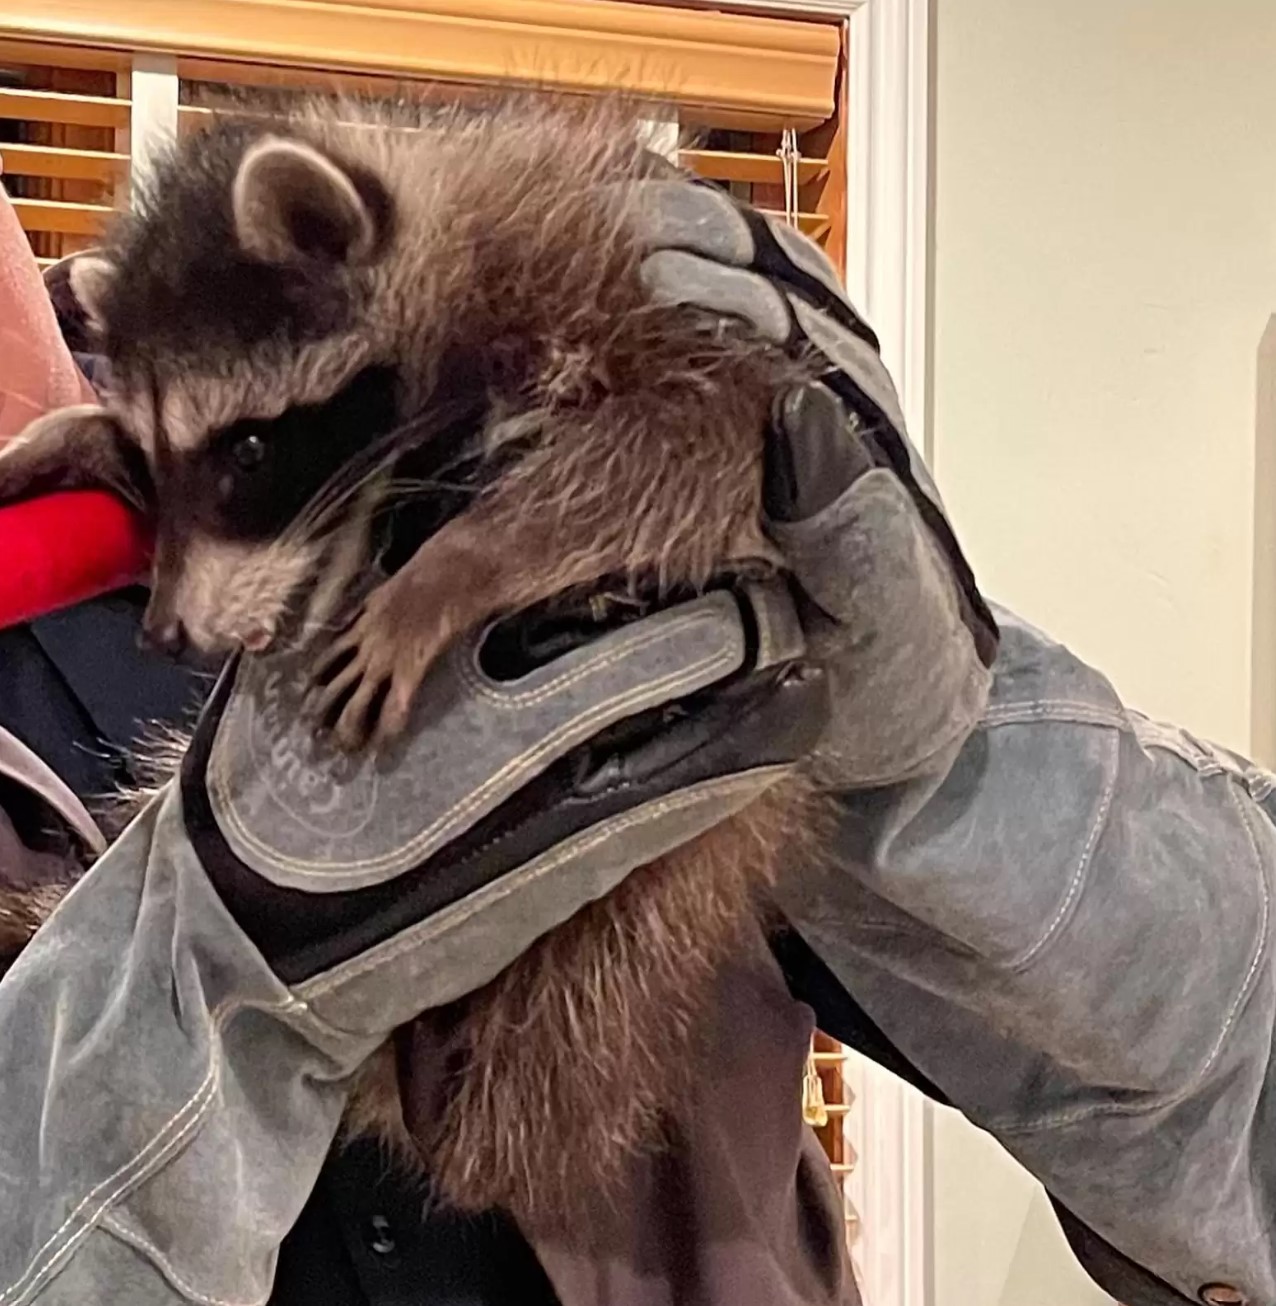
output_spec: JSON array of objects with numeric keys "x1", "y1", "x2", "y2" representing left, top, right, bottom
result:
[
  {"x1": 0, "y1": 589, "x2": 207, "y2": 803},
  {"x1": 266, "y1": 932, "x2": 1169, "y2": 1306}
]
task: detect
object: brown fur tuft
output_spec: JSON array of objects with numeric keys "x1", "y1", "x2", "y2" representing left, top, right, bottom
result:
[
  {"x1": 90, "y1": 720, "x2": 198, "y2": 840},
  {"x1": 424, "y1": 779, "x2": 821, "y2": 1229},
  {"x1": 333, "y1": 780, "x2": 827, "y2": 1231}
]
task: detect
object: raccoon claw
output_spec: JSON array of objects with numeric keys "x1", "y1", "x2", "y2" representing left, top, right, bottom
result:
[
  {"x1": 306, "y1": 594, "x2": 450, "y2": 751},
  {"x1": 306, "y1": 652, "x2": 377, "y2": 748}
]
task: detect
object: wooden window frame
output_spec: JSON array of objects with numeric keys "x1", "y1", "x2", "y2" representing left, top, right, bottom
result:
[{"x1": 0, "y1": 1, "x2": 840, "y2": 130}]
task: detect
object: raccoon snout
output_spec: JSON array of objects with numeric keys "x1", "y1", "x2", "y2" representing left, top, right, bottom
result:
[{"x1": 140, "y1": 613, "x2": 189, "y2": 658}]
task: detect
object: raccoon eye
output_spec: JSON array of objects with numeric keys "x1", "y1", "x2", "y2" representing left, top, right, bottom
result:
[{"x1": 232, "y1": 433, "x2": 267, "y2": 472}]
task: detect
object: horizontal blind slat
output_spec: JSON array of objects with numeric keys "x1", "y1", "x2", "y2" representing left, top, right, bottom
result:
[
  {"x1": 0, "y1": 85, "x2": 130, "y2": 128},
  {"x1": 681, "y1": 148, "x2": 827, "y2": 187},
  {"x1": 0, "y1": 141, "x2": 128, "y2": 181},
  {"x1": 758, "y1": 209, "x2": 830, "y2": 240},
  {"x1": 12, "y1": 196, "x2": 116, "y2": 235}
]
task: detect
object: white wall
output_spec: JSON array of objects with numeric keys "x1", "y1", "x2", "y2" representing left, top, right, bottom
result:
[
  {"x1": 930, "y1": 1110, "x2": 1113, "y2": 1306},
  {"x1": 927, "y1": 2, "x2": 1276, "y2": 1302},
  {"x1": 931, "y1": 0, "x2": 1276, "y2": 755}
]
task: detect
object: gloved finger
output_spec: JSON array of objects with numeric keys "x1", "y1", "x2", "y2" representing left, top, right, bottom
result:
[
  {"x1": 630, "y1": 178, "x2": 851, "y2": 311},
  {"x1": 640, "y1": 242, "x2": 935, "y2": 517},
  {"x1": 629, "y1": 175, "x2": 880, "y2": 342},
  {"x1": 631, "y1": 181, "x2": 757, "y2": 268},
  {"x1": 764, "y1": 382, "x2": 876, "y2": 524},
  {"x1": 638, "y1": 247, "x2": 908, "y2": 519},
  {"x1": 758, "y1": 211, "x2": 847, "y2": 303},
  {"x1": 639, "y1": 249, "x2": 794, "y2": 344}
]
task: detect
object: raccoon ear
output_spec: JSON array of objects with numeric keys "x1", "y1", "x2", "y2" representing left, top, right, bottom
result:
[
  {"x1": 67, "y1": 254, "x2": 118, "y2": 337},
  {"x1": 232, "y1": 136, "x2": 379, "y2": 267}
]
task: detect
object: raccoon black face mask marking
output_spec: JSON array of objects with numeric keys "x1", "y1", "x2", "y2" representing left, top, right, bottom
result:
[
  {"x1": 138, "y1": 364, "x2": 405, "y2": 654},
  {"x1": 191, "y1": 365, "x2": 398, "y2": 544},
  {"x1": 0, "y1": 120, "x2": 492, "y2": 656}
]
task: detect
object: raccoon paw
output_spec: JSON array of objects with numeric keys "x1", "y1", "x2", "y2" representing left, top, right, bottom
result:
[{"x1": 307, "y1": 581, "x2": 454, "y2": 751}]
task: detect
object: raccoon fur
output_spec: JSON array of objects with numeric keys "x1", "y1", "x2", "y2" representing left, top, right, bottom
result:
[{"x1": 0, "y1": 92, "x2": 821, "y2": 1232}]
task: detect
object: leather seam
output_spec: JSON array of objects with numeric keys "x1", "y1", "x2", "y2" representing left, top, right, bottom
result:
[
  {"x1": 0, "y1": 992, "x2": 295, "y2": 1306},
  {"x1": 296, "y1": 767, "x2": 789, "y2": 1000},
  {"x1": 994, "y1": 773, "x2": 1272, "y2": 1134},
  {"x1": 1007, "y1": 728, "x2": 1119, "y2": 973},
  {"x1": 208, "y1": 645, "x2": 739, "y2": 883},
  {"x1": 100, "y1": 1212, "x2": 263, "y2": 1306}
]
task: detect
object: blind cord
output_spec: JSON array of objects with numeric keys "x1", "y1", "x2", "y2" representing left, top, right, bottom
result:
[{"x1": 778, "y1": 127, "x2": 800, "y2": 228}]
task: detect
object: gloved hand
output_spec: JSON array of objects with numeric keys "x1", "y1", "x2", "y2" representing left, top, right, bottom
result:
[{"x1": 635, "y1": 174, "x2": 998, "y2": 785}]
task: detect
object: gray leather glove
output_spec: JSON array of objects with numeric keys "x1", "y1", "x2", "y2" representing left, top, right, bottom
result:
[{"x1": 636, "y1": 175, "x2": 997, "y2": 786}]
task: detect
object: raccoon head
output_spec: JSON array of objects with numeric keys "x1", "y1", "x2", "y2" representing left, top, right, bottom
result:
[
  {"x1": 36, "y1": 97, "x2": 666, "y2": 657},
  {"x1": 40, "y1": 131, "x2": 405, "y2": 656}
]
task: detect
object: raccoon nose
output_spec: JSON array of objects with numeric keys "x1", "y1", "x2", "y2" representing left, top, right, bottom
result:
[{"x1": 141, "y1": 615, "x2": 188, "y2": 657}]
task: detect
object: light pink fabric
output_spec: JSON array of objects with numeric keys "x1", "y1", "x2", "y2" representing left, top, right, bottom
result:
[{"x1": 0, "y1": 188, "x2": 96, "y2": 443}]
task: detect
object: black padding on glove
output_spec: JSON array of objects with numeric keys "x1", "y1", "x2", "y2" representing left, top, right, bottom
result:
[
  {"x1": 762, "y1": 378, "x2": 998, "y2": 669},
  {"x1": 765, "y1": 383, "x2": 877, "y2": 523}
]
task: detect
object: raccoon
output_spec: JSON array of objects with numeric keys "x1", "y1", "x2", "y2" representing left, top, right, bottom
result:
[{"x1": 0, "y1": 93, "x2": 818, "y2": 1231}]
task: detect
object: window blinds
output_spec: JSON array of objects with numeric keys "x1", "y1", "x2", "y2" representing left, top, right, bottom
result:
[
  {"x1": 0, "y1": 41, "x2": 129, "y2": 266},
  {"x1": 811, "y1": 1035, "x2": 862, "y2": 1252},
  {"x1": 171, "y1": 54, "x2": 848, "y2": 265},
  {"x1": 0, "y1": 0, "x2": 839, "y2": 129}
]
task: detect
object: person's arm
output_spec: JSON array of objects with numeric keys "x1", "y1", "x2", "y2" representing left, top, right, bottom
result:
[
  {"x1": 638, "y1": 184, "x2": 1274, "y2": 1304},
  {"x1": 0, "y1": 200, "x2": 152, "y2": 625},
  {"x1": 0, "y1": 185, "x2": 95, "y2": 433},
  {"x1": 784, "y1": 604, "x2": 1276, "y2": 1306},
  {"x1": 662, "y1": 196, "x2": 1266, "y2": 1304}
]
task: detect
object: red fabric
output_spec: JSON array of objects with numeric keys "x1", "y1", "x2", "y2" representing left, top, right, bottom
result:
[{"x1": 0, "y1": 492, "x2": 152, "y2": 629}]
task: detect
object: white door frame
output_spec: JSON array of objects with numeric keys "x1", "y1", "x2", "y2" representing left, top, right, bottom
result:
[
  {"x1": 841, "y1": 10, "x2": 934, "y2": 1299},
  {"x1": 722, "y1": 5, "x2": 935, "y2": 1306},
  {"x1": 845, "y1": 0, "x2": 932, "y2": 456}
]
